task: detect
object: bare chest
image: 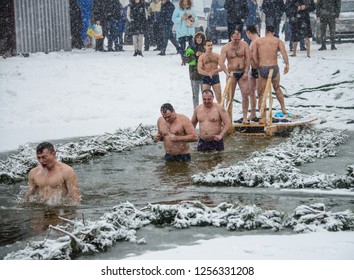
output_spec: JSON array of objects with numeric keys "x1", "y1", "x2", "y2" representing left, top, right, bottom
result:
[
  {"x1": 198, "y1": 109, "x2": 220, "y2": 123},
  {"x1": 34, "y1": 170, "x2": 65, "y2": 189}
]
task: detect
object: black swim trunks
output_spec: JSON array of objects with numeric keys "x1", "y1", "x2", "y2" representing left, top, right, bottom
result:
[
  {"x1": 233, "y1": 71, "x2": 244, "y2": 80},
  {"x1": 197, "y1": 138, "x2": 224, "y2": 151},
  {"x1": 258, "y1": 66, "x2": 279, "y2": 79},
  {"x1": 202, "y1": 74, "x2": 220, "y2": 85},
  {"x1": 164, "y1": 153, "x2": 191, "y2": 161},
  {"x1": 251, "y1": 68, "x2": 258, "y2": 79}
]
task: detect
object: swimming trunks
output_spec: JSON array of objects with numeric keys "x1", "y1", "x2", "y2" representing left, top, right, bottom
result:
[
  {"x1": 258, "y1": 66, "x2": 279, "y2": 79},
  {"x1": 202, "y1": 74, "x2": 220, "y2": 85},
  {"x1": 164, "y1": 153, "x2": 191, "y2": 161},
  {"x1": 251, "y1": 68, "x2": 258, "y2": 79},
  {"x1": 233, "y1": 71, "x2": 244, "y2": 80},
  {"x1": 197, "y1": 138, "x2": 224, "y2": 151}
]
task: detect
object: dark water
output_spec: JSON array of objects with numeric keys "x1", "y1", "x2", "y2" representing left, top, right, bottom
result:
[{"x1": 0, "y1": 132, "x2": 353, "y2": 259}]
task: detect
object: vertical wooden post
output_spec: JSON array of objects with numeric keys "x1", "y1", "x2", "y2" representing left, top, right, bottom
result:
[
  {"x1": 259, "y1": 69, "x2": 274, "y2": 126},
  {"x1": 221, "y1": 75, "x2": 234, "y2": 134}
]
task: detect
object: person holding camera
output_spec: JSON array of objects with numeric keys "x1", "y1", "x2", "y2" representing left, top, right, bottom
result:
[{"x1": 172, "y1": 0, "x2": 198, "y2": 64}]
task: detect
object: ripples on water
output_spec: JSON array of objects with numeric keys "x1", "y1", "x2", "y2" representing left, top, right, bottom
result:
[{"x1": 1, "y1": 132, "x2": 353, "y2": 259}]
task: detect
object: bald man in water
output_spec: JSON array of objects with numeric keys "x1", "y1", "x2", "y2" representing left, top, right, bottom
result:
[{"x1": 26, "y1": 142, "x2": 80, "y2": 206}]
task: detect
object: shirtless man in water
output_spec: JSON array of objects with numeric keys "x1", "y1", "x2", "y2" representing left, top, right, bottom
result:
[
  {"x1": 191, "y1": 89, "x2": 231, "y2": 151},
  {"x1": 252, "y1": 25, "x2": 289, "y2": 117},
  {"x1": 219, "y1": 29, "x2": 250, "y2": 124},
  {"x1": 26, "y1": 142, "x2": 80, "y2": 206},
  {"x1": 197, "y1": 39, "x2": 223, "y2": 104},
  {"x1": 154, "y1": 103, "x2": 197, "y2": 161}
]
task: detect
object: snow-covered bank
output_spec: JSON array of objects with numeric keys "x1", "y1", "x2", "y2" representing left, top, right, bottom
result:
[
  {"x1": 1, "y1": 41, "x2": 354, "y2": 263},
  {"x1": 0, "y1": 43, "x2": 354, "y2": 152}
]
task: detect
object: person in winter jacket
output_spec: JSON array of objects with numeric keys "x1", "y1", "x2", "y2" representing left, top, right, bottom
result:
[
  {"x1": 224, "y1": 0, "x2": 249, "y2": 41},
  {"x1": 91, "y1": 0, "x2": 121, "y2": 51},
  {"x1": 106, "y1": 0, "x2": 122, "y2": 51},
  {"x1": 94, "y1": 20, "x2": 104, "y2": 51},
  {"x1": 243, "y1": 0, "x2": 261, "y2": 44},
  {"x1": 127, "y1": 0, "x2": 148, "y2": 56},
  {"x1": 185, "y1": 32, "x2": 206, "y2": 108},
  {"x1": 159, "y1": 0, "x2": 183, "y2": 57},
  {"x1": 172, "y1": 0, "x2": 198, "y2": 52},
  {"x1": 285, "y1": 0, "x2": 316, "y2": 57},
  {"x1": 117, "y1": 2, "x2": 127, "y2": 51},
  {"x1": 261, "y1": 0, "x2": 285, "y2": 38},
  {"x1": 146, "y1": 0, "x2": 162, "y2": 51},
  {"x1": 316, "y1": 0, "x2": 341, "y2": 50}
]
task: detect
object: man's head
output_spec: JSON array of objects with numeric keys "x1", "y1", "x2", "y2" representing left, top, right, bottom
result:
[
  {"x1": 194, "y1": 32, "x2": 205, "y2": 45},
  {"x1": 36, "y1": 142, "x2": 57, "y2": 169},
  {"x1": 231, "y1": 29, "x2": 241, "y2": 44},
  {"x1": 160, "y1": 103, "x2": 176, "y2": 123},
  {"x1": 265, "y1": 25, "x2": 275, "y2": 34},
  {"x1": 202, "y1": 89, "x2": 214, "y2": 107},
  {"x1": 204, "y1": 39, "x2": 213, "y2": 51},
  {"x1": 246, "y1": 25, "x2": 258, "y2": 39}
]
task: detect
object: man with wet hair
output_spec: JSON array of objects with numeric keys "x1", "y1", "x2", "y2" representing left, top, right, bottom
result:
[
  {"x1": 252, "y1": 25, "x2": 289, "y2": 118},
  {"x1": 154, "y1": 103, "x2": 197, "y2": 161},
  {"x1": 191, "y1": 89, "x2": 231, "y2": 151},
  {"x1": 26, "y1": 142, "x2": 80, "y2": 206}
]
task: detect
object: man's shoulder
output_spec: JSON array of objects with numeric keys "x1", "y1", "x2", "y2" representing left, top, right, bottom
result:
[
  {"x1": 57, "y1": 161, "x2": 74, "y2": 172},
  {"x1": 29, "y1": 165, "x2": 41, "y2": 174},
  {"x1": 221, "y1": 42, "x2": 232, "y2": 50}
]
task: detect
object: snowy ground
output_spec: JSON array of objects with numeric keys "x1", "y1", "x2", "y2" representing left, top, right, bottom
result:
[
  {"x1": 0, "y1": 42, "x2": 353, "y2": 152},
  {"x1": 1, "y1": 40, "x2": 354, "y2": 277}
]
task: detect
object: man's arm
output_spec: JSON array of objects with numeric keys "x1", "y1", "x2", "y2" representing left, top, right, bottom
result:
[
  {"x1": 218, "y1": 46, "x2": 229, "y2": 77},
  {"x1": 252, "y1": 41, "x2": 259, "y2": 69},
  {"x1": 279, "y1": 40, "x2": 289, "y2": 74},
  {"x1": 243, "y1": 42, "x2": 250, "y2": 78},
  {"x1": 26, "y1": 169, "x2": 37, "y2": 198},
  {"x1": 154, "y1": 117, "x2": 163, "y2": 142},
  {"x1": 65, "y1": 167, "x2": 80, "y2": 206},
  {"x1": 191, "y1": 108, "x2": 198, "y2": 128},
  {"x1": 216, "y1": 105, "x2": 231, "y2": 140}
]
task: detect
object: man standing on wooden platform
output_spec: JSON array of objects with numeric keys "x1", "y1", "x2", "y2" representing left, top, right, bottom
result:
[
  {"x1": 252, "y1": 25, "x2": 289, "y2": 118},
  {"x1": 219, "y1": 29, "x2": 250, "y2": 124}
]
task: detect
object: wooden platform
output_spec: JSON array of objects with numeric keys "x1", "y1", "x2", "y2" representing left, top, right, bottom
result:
[{"x1": 233, "y1": 117, "x2": 318, "y2": 136}]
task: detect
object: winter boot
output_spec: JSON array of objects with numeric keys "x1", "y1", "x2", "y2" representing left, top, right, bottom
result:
[
  {"x1": 133, "y1": 50, "x2": 138, "y2": 56},
  {"x1": 318, "y1": 45, "x2": 327, "y2": 51}
]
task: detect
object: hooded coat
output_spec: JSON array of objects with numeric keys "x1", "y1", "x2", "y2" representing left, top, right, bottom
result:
[{"x1": 185, "y1": 32, "x2": 206, "y2": 80}]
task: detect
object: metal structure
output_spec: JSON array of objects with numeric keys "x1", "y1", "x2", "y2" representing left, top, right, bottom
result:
[{"x1": 14, "y1": 0, "x2": 71, "y2": 54}]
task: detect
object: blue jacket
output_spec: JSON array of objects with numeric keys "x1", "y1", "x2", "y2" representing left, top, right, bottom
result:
[{"x1": 172, "y1": 6, "x2": 198, "y2": 39}]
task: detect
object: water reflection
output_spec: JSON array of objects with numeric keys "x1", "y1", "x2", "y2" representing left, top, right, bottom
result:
[{"x1": 0, "y1": 205, "x2": 76, "y2": 246}]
